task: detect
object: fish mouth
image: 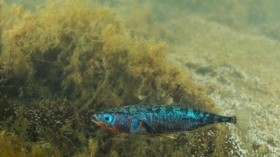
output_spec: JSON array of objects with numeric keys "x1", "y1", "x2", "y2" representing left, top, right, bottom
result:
[
  {"x1": 90, "y1": 114, "x2": 117, "y2": 132},
  {"x1": 91, "y1": 114, "x2": 98, "y2": 123},
  {"x1": 91, "y1": 114, "x2": 103, "y2": 127},
  {"x1": 91, "y1": 119, "x2": 98, "y2": 124}
]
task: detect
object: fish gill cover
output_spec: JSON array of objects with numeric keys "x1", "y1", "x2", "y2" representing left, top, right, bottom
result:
[{"x1": 0, "y1": 0, "x2": 248, "y2": 156}]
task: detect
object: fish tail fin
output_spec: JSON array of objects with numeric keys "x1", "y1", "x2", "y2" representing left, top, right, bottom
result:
[{"x1": 235, "y1": 107, "x2": 250, "y2": 134}]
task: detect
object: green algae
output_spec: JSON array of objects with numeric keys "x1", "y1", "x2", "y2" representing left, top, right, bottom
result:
[
  {"x1": 0, "y1": 130, "x2": 61, "y2": 157},
  {"x1": 0, "y1": 0, "x2": 249, "y2": 156}
]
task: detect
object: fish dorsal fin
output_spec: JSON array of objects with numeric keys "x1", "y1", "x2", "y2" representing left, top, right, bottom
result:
[
  {"x1": 137, "y1": 88, "x2": 175, "y2": 106},
  {"x1": 136, "y1": 93, "x2": 152, "y2": 105}
]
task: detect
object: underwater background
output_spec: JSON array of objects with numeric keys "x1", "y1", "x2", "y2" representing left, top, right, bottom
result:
[{"x1": 0, "y1": 0, "x2": 280, "y2": 156}]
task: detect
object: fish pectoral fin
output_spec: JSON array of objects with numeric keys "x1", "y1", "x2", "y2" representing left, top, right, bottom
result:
[
  {"x1": 131, "y1": 125, "x2": 147, "y2": 134},
  {"x1": 130, "y1": 120, "x2": 147, "y2": 134}
]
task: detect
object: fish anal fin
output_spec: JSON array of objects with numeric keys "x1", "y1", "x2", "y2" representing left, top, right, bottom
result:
[{"x1": 160, "y1": 133, "x2": 177, "y2": 139}]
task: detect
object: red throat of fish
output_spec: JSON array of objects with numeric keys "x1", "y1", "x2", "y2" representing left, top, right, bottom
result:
[{"x1": 91, "y1": 119, "x2": 118, "y2": 132}]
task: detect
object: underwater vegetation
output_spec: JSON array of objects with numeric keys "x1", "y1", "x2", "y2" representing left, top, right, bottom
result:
[
  {"x1": 0, "y1": 130, "x2": 61, "y2": 157},
  {"x1": 0, "y1": 0, "x2": 249, "y2": 156}
]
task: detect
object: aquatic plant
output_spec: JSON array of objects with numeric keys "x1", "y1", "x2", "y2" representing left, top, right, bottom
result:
[
  {"x1": 0, "y1": 130, "x2": 60, "y2": 157},
  {"x1": 1, "y1": 0, "x2": 213, "y2": 108}
]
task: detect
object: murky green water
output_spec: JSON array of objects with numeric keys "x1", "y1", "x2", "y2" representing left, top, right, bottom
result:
[{"x1": 1, "y1": 0, "x2": 279, "y2": 156}]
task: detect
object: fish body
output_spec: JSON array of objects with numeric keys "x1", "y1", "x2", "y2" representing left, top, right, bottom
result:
[{"x1": 91, "y1": 105, "x2": 236, "y2": 134}]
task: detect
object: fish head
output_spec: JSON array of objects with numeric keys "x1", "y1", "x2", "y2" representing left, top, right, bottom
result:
[{"x1": 91, "y1": 112, "x2": 118, "y2": 132}]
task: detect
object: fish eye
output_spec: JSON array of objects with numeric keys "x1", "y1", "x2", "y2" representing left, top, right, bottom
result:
[{"x1": 103, "y1": 114, "x2": 113, "y2": 123}]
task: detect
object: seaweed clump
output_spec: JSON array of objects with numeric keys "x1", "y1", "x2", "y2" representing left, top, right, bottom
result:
[
  {"x1": 0, "y1": 0, "x2": 245, "y2": 156},
  {"x1": 0, "y1": 130, "x2": 60, "y2": 157}
]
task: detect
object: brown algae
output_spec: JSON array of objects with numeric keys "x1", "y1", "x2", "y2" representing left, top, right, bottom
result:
[{"x1": 0, "y1": 0, "x2": 247, "y2": 156}]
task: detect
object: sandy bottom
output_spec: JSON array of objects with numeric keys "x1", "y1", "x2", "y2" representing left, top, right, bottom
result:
[{"x1": 167, "y1": 17, "x2": 280, "y2": 157}]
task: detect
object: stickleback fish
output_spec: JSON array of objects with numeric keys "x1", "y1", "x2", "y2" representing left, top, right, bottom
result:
[{"x1": 91, "y1": 105, "x2": 247, "y2": 134}]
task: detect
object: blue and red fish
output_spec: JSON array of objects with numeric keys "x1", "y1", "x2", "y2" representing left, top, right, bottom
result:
[{"x1": 91, "y1": 105, "x2": 247, "y2": 134}]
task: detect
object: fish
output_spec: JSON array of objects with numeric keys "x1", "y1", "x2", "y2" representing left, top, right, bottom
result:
[{"x1": 90, "y1": 105, "x2": 248, "y2": 134}]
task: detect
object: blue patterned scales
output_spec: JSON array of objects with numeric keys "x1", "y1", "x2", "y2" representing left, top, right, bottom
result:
[{"x1": 91, "y1": 105, "x2": 237, "y2": 134}]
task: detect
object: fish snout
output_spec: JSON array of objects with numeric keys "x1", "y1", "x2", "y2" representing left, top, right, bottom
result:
[
  {"x1": 91, "y1": 114, "x2": 98, "y2": 123},
  {"x1": 91, "y1": 114, "x2": 104, "y2": 127}
]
